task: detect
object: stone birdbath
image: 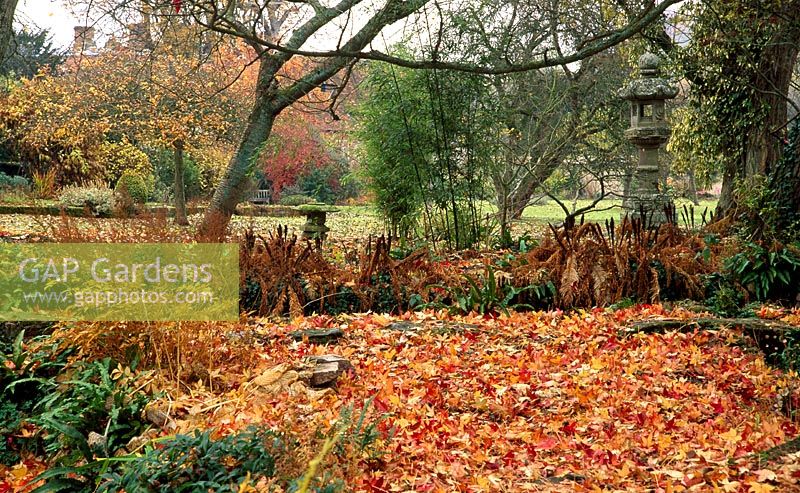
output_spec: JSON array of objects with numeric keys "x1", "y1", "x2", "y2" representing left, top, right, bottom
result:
[{"x1": 296, "y1": 203, "x2": 339, "y2": 241}]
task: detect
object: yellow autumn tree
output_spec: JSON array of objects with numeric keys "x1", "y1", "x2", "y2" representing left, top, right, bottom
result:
[
  {"x1": 0, "y1": 71, "x2": 110, "y2": 185},
  {"x1": 0, "y1": 20, "x2": 248, "y2": 222}
]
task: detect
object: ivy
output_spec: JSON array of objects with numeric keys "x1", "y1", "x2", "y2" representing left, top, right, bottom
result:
[{"x1": 668, "y1": 0, "x2": 794, "y2": 206}]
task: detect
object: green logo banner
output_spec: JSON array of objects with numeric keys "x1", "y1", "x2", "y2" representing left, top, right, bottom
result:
[{"x1": 0, "y1": 243, "x2": 239, "y2": 321}]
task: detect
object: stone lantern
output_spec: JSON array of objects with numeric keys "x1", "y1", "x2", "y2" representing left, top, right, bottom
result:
[{"x1": 619, "y1": 52, "x2": 678, "y2": 224}]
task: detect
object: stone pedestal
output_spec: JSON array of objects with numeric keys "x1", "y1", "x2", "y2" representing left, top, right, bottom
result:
[
  {"x1": 297, "y1": 203, "x2": 339, "y2": 241},
  {"x1": 624, "y1": 129, "x2": 673, "y2": 224},
  {"x1": 631, "y1": 146, "x2": 670, "y2": 223}
]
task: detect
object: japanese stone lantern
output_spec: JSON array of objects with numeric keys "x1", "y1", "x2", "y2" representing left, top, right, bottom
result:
[{"x1": 619, "y1": 52, "x2": 678, "y2": 224}]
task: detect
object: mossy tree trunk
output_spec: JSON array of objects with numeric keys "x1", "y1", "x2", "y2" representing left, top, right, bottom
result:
[
  {"x1": 204, "y1": 64, "x2": 275, "y2": 226},
  {"x1": 713, "y1": 3, "x2": 800, "y2": 216},
  {"x1": 769, "y1": 120, "x2": 800, "y2": 227}
]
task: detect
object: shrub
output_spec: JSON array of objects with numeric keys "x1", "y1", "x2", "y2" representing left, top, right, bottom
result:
[
  {"x1": 190, "y1": 146, "x2": 228, "y2": 195},
  {"x1": 778, "y1": 331, "x2": 800, "y2": 374},
  {"x1": 31, "y1": 168, "x2": 56, "y2": 198},
  {"x1": 426, "y1": 203, "x2": 489, "y2": 250},
  {"x1": 59, "y1": 147, "x2": 101, "y2": 184},
  {"x1": 98, "y1": 140, "x2": 152, "y2": 184},
  {"x1": 723, "y1": 242, "x2": 800, "y2": 301},
  {"x1": 0, "y1": 171, "x2": 29, "y2": 203},
  {"x1": 30, "y1": 357, "x2": 152, "y2": 463},
  {"x1": 99, "y1": 402, "x2": 384, "y2": 493},
  {"x1": 296, "y1": 159, "x2": 360, "y2": 205},
  {"x1": 0, "y1": 171, "x2": 29, "y2": 191},
  {"x1": 297, "y1": 166, "x2": 337, "y2": 204},
  {"x1": 0, "y1": 400, "x2": 22, "y2": 465},
  {"x1": 423, "y1": 265, "x2": 554, "y2": 315},
  {"x1": 0, "y1": 73, "x2": 108, "y2": 186},
  {"x1": 59, "y1": 183, "x2": 116, "y2": 215},
  {"x1": 0, "y1": 335, "x2": 154, "y2": 492},
  {"x1": 96, "y1": 427, "x2": 286, "y2": 493},
  {"x1": 705, "y1": 273, "x2": 746, "y2": 317},
  {"x1": 0, "y1": 332, "x2": 74, "y2": 465},
  {"x1": 115, "y1": 172, "x2": 151, "y2": 204},
  {"x1": 280, "y1": 193, "x2": 315, "y2": 206}
]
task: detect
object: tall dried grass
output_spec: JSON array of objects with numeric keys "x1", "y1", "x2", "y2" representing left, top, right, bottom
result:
[
  {"x1": 40, "y1": 210, "x2": 251, "y2": 388},
  {"x1": 51, "y1": 320, "x2": 261, "y2": 390}
]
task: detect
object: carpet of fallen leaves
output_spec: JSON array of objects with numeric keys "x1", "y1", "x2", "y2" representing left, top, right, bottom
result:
[
  {"x1": 0, "y1": 208, "x2": 549, "y2": 244},
  {"x1": 5, "y1": 305, "x2": 800, "y2": 492}
]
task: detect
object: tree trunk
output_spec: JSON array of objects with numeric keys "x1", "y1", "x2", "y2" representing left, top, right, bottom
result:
[
  {"x1": 508, "y1": 159, "x2": 561, "y2": 219},
  {"x1": 716, "y1": 164, "x2": 737, "y2": 216},
  {"x1": 490, "y1": 171, "x2": 511, "y2": 247},
  {"x1": 571, "y1": 185, "x2": 580, "y2": 212},
  {"x1": 499, "y1": 200, "x2": 510, "y2": 247},
  {"x1": 770, "y1": 121, "x2": 800, "y2": 223},
  {"x1": 0, "y1": 0, "x2": 19, "y2": 63},
  {"x1": 205, "y1": 104, "x2": 274, "y2": 223},
  {"x1": 173, "y1": 139, "x2": 188, "y2": 226},
  {"x1": 763, "y1": 30, "x2": 800, "y2": 218},
  {"x1": 745, "y1": 41, "x2": 797, "y2": 179},
  {"x1": 198, "y1": 0, "x2": 436, "y2": 235},
  {"x1": 687, "y1": 168, "x2": 699, "y2": 205}
]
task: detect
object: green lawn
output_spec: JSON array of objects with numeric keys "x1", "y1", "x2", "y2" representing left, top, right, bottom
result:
[{"x1": 519, "y1": 197, "x2": 718, "y2": 225}]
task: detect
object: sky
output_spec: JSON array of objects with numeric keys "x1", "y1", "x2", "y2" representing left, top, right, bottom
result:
[
  {"x1": 16, "y1": 0, "x2": 82, "y2": 49},
  {"x1": 15, "y1": 0, "x2": 401, "y2": 52}
]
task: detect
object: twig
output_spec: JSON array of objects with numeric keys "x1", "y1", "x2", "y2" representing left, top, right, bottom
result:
[{"x1": 624, "y1": 317, "x2": 800, "y2": 335}]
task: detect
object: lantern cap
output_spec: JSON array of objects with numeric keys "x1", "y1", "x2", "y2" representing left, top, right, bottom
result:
[
  {"x1": 619, "y1": 52, "x2": 678, "y2": 101},
  {"x1": 638, "y1": 52, "x2": 661, "y2": 76}
]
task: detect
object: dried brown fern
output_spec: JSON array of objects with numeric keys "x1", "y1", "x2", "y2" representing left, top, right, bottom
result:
[
  {"x1": 241, "y1": 225, "x2": 336, "y2": 317},
  {"x1": 512, "y1": 214, "x2": 719, "y2": 309},
  {"x1": 51, "y1": 320, "x2": 262, "y2": 386},
  {"x1": 349, "y1": 235, "x2": 439, "y2": 312}
]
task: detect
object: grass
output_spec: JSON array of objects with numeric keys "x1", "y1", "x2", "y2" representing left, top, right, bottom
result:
[{"x1": 519, "y1": 197, "x2": 719, "y2": 224}]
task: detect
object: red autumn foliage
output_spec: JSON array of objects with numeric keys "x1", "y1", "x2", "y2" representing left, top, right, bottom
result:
[{"x1": 259, "y1": 107, "x2": 332, "y2": 200}]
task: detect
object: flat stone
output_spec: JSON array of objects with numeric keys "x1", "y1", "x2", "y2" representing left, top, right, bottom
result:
[
  {"x1": 307, "y1": 354, "x2": 354, "y2": 370},
  {"x1": 87, "y1": 431, "x2": 106, "y2": 451},
  {"x1": 288, "y1": 328, "x2": 344, "y2": 343},
  {"x1": 385, "y1": 321, "x2": 421, "y2": 332},
  {"x1": 310, "y1": 362, "x2": 342, "y2": 387},
  {"x1": 306, "y1": 354, "x2": 354, "y2": 387}
]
